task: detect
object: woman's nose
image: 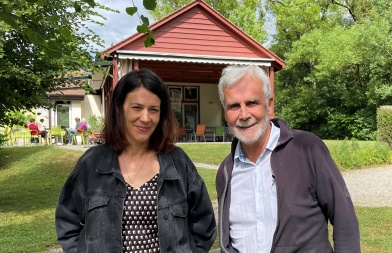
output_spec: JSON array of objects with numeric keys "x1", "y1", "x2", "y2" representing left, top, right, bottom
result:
[{"x1": 140, "y1": 110, "x2": 150, "y2": 122}]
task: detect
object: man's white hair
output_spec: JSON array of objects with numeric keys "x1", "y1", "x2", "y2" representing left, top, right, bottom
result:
[{"x1": 218, "y1": 65, "x2": 271, "y2": 107}]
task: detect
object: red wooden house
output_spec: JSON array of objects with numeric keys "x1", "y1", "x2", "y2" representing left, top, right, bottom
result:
[{"x1": 92, "y1": 0, "x2": 285, "y2": 138}]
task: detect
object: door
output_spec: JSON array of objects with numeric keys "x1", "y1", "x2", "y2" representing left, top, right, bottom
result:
[{"x1": 55, "y1": 104, "x2": 70, "y2": 127}]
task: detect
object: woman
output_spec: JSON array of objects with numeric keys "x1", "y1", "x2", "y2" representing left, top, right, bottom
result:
[
  {"x1": 77, "y1": 118, "x2": 88, "y2": 134},
  {"x1": 28, "y1": 118, "x2": 48, "y2": 145},
  {"x1": 55, "y1": 68, "x2": 216, "y2": 252}
]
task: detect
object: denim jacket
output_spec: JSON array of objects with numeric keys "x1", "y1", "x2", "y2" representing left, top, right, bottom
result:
[{"x1": 55, "y1": 144, "x2": 216, "y2": 253}]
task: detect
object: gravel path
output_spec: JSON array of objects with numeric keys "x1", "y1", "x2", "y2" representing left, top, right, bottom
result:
[
  {"x1": 195, "y1": 162, "x2": 392, "y2": 207},
  {"x1": 342, "y1": 165, "x2": 392, "y2": 207}
]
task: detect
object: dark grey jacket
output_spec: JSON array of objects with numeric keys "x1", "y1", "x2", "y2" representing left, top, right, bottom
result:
[
  {"x1": 216, "y1": 118, "x2": 360, "y2": 253},
  {"x1": 56, "y1": 144, "x2": 216, "y2": 253}
]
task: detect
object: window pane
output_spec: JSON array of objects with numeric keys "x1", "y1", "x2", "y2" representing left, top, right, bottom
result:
[
  {"x1": 184, "y1": 87, "x2": 198, "y2": 100},
  {"x1": 184, "y1": 104, "x2": 198, "y2": 130}
]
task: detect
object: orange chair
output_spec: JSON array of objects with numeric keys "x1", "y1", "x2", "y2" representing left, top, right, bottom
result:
[{"x1": 194, "y1": 124, "x2": 206, "y2": 142}]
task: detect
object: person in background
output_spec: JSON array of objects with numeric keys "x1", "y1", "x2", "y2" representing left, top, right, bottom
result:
[
  {"x1": 78, "y1": 118, "x2": 88, "y2": 133},
  {"x1": 28, "y1": 118, "x2": 48, "y2": 145},
  {"x1": 67, "y1": 117, "x2": 81, "y2": 145},
  {"x1": 55, "y1": 68, "x2": 216, "y2": 252},
  {"x1": 216, "y1": 65, "x2": 360, "y2": 252}
]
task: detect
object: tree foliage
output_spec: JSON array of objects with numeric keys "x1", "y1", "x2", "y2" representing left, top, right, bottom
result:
[
  {"x1": 0, "y1": 0, "x2": 111, "y2": 127},
  {"x1": 268, "y1": 0, "x2": 392, "y2": 140}
]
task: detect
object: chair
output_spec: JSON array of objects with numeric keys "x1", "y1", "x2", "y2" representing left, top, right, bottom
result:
[
  {"x1": 12, "y1": 129, "x2": 27, "y2": 146},
  {"x1": 1, "y1": 126, "x2": 13, "y2": 146},
  {"x1": 214, "y1": 126, "x2": 225, "y2": 142},
  {"x1": 72, "y1": 129, "x2": 87, "y2": 145},
  {"x1": 177, "y1": 128, "x2": 187, "y2": 142},
  {"x1": 50, "y1": 126, "x2": 65, "y2": 144},
  {"x1": 194, "y1": 124, "x2": 206, "y2": 142},
  {"x1": 29, "y1": 129, "x2": 42, "y2": 145}
]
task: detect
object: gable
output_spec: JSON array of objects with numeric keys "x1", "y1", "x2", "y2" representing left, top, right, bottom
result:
[
  {"x1": 122, "y1": 7, "x2": 266, "y2": 58},
  {"x1": 105, "y1": 1, "x2": 285, "y2": 70}
]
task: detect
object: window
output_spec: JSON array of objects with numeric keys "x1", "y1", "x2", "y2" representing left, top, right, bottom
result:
[
  {"x1": 168, "y1": 85, "x2": 199, "y2": 130},
  {"x1": 55, "y1": 104, "x2": 70, "y2": 127},
  {"x1": 184, "y1": 87, "x2": 198, "y2": 100}
]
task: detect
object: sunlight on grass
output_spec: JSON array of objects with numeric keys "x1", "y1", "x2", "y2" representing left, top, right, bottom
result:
[
  {"x1": 356, "y1": 207, "x2": 392, "y2": 252},
  {"x1": 178, "y1": 143, "x2": 231, "y2": 165},
  {"x1": 197, "y1": 167, "x2": 217, "y2": 200}
]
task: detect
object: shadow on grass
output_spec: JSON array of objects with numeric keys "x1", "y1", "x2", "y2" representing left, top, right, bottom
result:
[{"x1": 0, "y1": 146, "x2": 83, "y2": 212}]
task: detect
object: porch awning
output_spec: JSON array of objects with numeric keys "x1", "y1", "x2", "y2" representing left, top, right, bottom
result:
[{"x1": 116, "y1": 50, "x2": 273, "y2": 66}]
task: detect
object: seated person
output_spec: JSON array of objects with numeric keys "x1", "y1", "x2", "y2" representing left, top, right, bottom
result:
[
  {"x1": 68, "y1": 117, "x2": 80, "y2": 145},
  {"x1": 28, "y1": 118, "x2": 48, "y2": 145},
  {"x1": 68, "y1": 117, "x2": 87, "y2": 145},
  {"x1": 78, "y1": 118, "x2": 88, "y2": 134}
]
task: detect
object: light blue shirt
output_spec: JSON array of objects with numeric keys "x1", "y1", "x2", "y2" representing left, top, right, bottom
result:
[{"x1": 229, "y1": 123, "x2": 280, "y2": 253}]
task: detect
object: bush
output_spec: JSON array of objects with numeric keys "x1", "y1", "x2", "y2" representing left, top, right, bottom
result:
[
  {"x1": 0, "y1": 133, "x2": 7, "y2": 146},
  {"x1": 87, "y1": 115, "x2": 104, "y2": 134},
  {"x1": 326, "y1": 139, "x2": 392, "y2": 170},
  {"x1": 377, "y1": 106, "x2": 392, "y2": 147}
]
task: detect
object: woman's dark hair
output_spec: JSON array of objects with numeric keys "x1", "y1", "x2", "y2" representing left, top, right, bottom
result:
[{"x1": 103, "y1": 68, "x2": 177, "y2": 153}]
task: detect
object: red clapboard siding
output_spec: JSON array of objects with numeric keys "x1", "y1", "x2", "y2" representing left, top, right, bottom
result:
[{"x1": 120, "y1": 6, "x2": 267, "y2": 58}]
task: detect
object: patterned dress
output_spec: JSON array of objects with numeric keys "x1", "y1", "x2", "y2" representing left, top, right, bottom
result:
[{"x1": 122, "y1": 173, "x2": 160, "y2": 253}]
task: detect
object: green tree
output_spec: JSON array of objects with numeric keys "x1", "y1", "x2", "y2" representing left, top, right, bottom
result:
[
  {"x1": 0, "y1": 0, "x2": 111, "y2": 127},
  {"x1": 269, "y1": 0, "x2": 392, "y2": 140}
]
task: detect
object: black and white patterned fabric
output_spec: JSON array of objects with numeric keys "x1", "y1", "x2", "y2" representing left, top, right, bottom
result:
[{"x1": 122, "y1": 173, "x2": 160, "y2": 253}]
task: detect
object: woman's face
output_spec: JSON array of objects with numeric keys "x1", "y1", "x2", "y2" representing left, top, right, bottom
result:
[{"x1": 123, "y1": 87, "x2": 161, "y2": 146}]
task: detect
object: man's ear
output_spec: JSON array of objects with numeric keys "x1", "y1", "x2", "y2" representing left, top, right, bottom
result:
[{"x1": 268, "y1": 97, "x2": 274, "y2": 119}]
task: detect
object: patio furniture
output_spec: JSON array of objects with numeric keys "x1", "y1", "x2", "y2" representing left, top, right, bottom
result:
[
  {"x1": 214, "y1": 126, "x2": 225, "y2": 142},
  {"x1": 50, "y1": 126, "x2": 66, "y2": 144},
  {"x1": 194, "y1": 124, "x2": 206, "y2": 142}
]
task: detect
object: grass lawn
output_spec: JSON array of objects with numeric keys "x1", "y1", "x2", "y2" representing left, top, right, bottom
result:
[{"x1": 0, "y1": 141, "x2": 391, "y2": 252}]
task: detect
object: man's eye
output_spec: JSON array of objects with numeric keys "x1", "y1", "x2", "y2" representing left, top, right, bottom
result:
[
  {"x1": 228, "y1": 104, "x2": 240, "y2": 110},
  {"x1": 246, "y1": 101, "x2": 259, "y2": 107}
]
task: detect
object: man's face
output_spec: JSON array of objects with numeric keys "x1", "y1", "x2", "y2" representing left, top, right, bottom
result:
[{"x1": 223, "y1": 74, "x2": 273, "y2": 145}]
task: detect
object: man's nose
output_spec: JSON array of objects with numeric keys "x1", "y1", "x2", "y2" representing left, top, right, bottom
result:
[{"x1": 238, "y1": 105, "x2": 250, "y2": 120}]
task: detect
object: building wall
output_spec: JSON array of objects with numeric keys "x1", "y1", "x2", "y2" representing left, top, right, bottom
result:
[
  {"x1": 68, "y1": 102, "x2": 82, "y2": 128},
  {"x1": 81, "y1": 94, "x2": 103, "y2": 119},
  {"x1": 33, "y1": 108, "x2": 50, "y2": 130}
]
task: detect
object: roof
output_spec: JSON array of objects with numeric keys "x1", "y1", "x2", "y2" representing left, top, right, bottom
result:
[
  {"x1": 47, "y1": 74, "x2": 89, "y2": 101},
  {"x1": 104, "y1": 0, "x2": 285, "y2": 70}
]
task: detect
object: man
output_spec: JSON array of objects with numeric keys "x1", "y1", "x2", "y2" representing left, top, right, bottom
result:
[
  {"x1": 216, "y1": 65, "x2": 360, "y2": 252},
  {"x1": 67, "y1": 117, "x2": 81, "y2": 145}
]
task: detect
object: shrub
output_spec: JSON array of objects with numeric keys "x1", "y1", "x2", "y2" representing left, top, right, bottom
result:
[
  {"x1": 377, "y1": 106, "x2": 392, "y2": 147},
  {"x1": 87, "y1": 115, "x2": 104, "y2": 134}
]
